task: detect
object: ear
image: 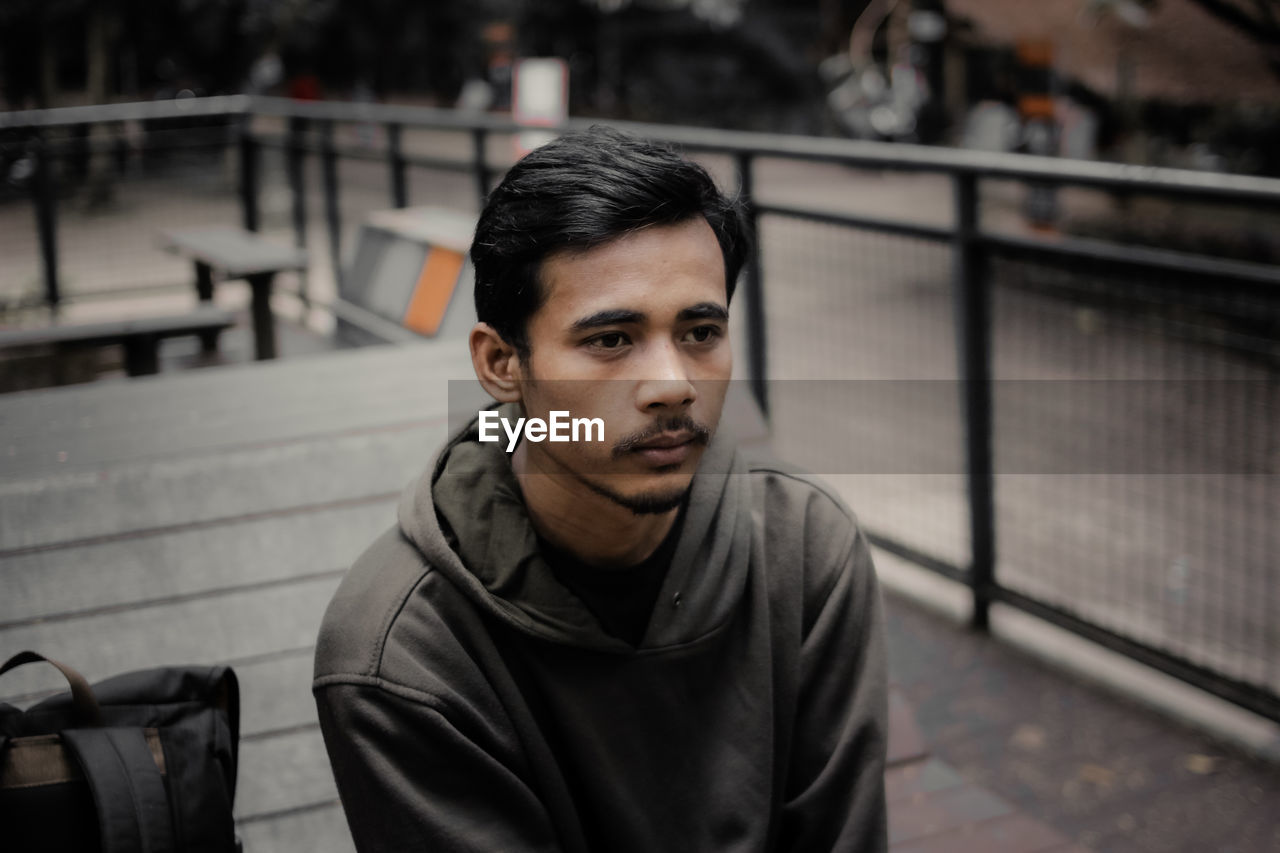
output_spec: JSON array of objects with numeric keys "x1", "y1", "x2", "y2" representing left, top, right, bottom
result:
[{"x1": 469, "y1": 323, "x2": 524, "y2": 403}]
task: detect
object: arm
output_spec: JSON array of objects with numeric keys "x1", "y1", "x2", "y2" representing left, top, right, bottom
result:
[
  {"x1": 778, "y1": 526, "x2": 889, "y2": 852},
  {"x1": 315, "y1": 679, "x2": 563, "y2": 853}
]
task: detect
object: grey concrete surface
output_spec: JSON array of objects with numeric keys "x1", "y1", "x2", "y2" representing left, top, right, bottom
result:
[{"x1": 2, "y1": 136, "x2": 1276, "y2": 852}]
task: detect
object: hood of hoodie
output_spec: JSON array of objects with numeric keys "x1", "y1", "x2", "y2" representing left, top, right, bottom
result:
[{"x1": 396, "y1": 403, "x2": 753, "y2": 654}]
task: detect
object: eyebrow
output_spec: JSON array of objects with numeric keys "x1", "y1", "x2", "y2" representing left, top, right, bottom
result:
[
  {"x1": 568, "y1": 302, "x2": 729, "y2": 333},
  {"x1": 569, "y1": 309, "x2": 645, "y2": 332},
  {"x1": 676, "y1": 302, "x2": 729, "y2": 323}
]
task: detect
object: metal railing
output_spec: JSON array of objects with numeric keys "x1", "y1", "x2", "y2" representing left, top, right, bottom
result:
[{"x1": 4, "y1": 96, "x2": 1279, "y2": 723}]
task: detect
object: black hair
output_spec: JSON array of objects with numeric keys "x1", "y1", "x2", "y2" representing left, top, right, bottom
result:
[{"x1": 471, "y1": 125, "x2": 749, "y2": 357}]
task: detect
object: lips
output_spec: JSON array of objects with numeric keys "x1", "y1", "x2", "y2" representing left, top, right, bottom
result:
[
  {"x1": 633, "y1": 432, "x2": 696, "y2": 466},
  {"x1": 635, "y1": 431, "x2": 695, "y2": 450}
]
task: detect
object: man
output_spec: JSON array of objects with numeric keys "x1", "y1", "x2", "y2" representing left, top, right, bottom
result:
[{"x1": 314, "y1": 126, "x2": 888, "y2": 851}]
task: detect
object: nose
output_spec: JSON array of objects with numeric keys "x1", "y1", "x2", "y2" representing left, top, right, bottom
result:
[{"x1": 635, "y1": 341, "x2": 697, "y2": 411}]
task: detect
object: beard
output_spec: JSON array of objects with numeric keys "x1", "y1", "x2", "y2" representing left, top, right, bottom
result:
[{"x1": 579, "y1": 475, "x2": 691, "y2": 515}]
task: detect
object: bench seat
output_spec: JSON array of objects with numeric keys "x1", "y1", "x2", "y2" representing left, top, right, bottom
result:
[
  {"x1": 159, "y1": 226, "x2": 309, "y2": 361},
  {"x1": 0, "y1": 305, "x2": 236, "y2": 377}
]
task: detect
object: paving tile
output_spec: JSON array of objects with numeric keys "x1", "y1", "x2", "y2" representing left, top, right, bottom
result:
[
  {"x1": 888, "y1": 782, "x2": 1015, "y2": 845},
  {"x1": 886, "y1": 758, "x2": 965, "y2": 804},
  {"x1": 890, "y1": 812, "x2": 1069, "y2": 853}
]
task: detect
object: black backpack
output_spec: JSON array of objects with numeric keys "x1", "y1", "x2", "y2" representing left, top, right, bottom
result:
[{"x1": 0, "y1": 651, "x2": 240, "y2": 852}]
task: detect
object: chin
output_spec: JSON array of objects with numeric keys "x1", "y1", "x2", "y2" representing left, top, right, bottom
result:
[{"x1": 582, "y1": 474, "x2": 692, "y2": 516}]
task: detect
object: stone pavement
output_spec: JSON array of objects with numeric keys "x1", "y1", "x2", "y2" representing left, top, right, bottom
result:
[
  {"x1": 3, "y1": 309, "x2": 1277, "y2": 851},
  {"x1": 883, "y1": 590, "x2": 1280, "y2": 853}
]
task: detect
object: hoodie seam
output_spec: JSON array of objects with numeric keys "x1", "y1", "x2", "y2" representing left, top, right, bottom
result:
[
  {"x1": 369, "y1": 536, "x2": 436, "y2": 679},
  {"x1": 747, "y1": 463, "x2": 861, "y2": 636},
  {"x1": 745, "y1": 464, "x2": 860, "y2": 526},
  {"x1": 808, "y1": 529, "x2": 861, "y2": 638},
  {"x1": 313, "y1": 673, "x2": 451, "y2": 714}
]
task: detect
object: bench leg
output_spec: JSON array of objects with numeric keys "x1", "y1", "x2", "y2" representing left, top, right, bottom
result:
[
  {"x1": 198, "y1": 328, "x2": 220, "y2": 353},
  {"x1": 195, "y1": 262, "x2": 214, "y2": 302},
  {"x1": 247, "y1": 272, "x2": 277, "y2": 360},
  {"x1": 122, "y1": 335, "x2": 160, "y2": 376}
]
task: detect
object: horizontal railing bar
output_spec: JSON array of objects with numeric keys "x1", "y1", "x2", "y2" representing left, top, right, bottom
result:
[
  {"x1": 754, "y1": 205, "x2": 1280, "y2": 290},
  {"x1": 865, "y1": 532, "x2": 968, "y2": 584},
  {"x1": 0, "y1": 95, "x2": 250, "y2": 129},
  {"x1": 6, "y1": 95, "x2": 1280, "y2": 206},
  {"x1": 275, "y1": 95, "x2": 1280, "y2": 205},
  {"x1": 257, "y1": 94, "x2": 1280, "y2": 204},
  {"x1": 249, "y1": 95, "x2": 515, "y2": 132},
  {"x1": 983, "y1": 231, "x2": 1280, "y2": 290},
  {"x1": 37, "y1": 135, "x2": 236, "y2": 158},
  {"x1": 612, "y1": 119, "x2": 1280, "y2": 206},
  {"x1": 253, "y1": 134, "x2": 477, "y2": 174},
  {"x1": 401, "y1": 153, "x2": 486, "y2": 174},
  {"x1": 991, "y1": 585, "x2": 1280, "y2": 723},
  {"x1": 756, "y1": 203, "x2": 953, "y2": 241}
]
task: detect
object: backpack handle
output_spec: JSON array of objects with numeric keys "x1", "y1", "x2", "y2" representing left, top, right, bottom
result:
[{"x1": 0, "y1": 650, "x2": 103, "y2": 727}]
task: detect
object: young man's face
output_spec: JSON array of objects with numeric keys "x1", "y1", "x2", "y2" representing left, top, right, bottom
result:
[{"x1": 516, "y1": 216, "x2": 733, "y2": 514}]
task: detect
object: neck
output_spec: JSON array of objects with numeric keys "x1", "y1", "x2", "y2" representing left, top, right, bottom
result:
[{"x1": 512, "y1": 442, "x2": 679, "y2": 568}]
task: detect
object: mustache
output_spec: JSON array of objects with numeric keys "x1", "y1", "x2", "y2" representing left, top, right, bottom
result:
[{"x1": 612, "y1": 414, "x2": 713, "y2": 459}]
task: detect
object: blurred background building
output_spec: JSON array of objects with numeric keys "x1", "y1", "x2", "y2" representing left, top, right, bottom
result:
[{"x1": 4, "y1": 0, "x2": 1279, "y2": 170}]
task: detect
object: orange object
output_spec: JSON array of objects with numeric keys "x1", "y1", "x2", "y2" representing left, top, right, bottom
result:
[
  {"x1": 1018, "y1": 94, "x2": 1056, "y2": 119},
  {"x1": 1015, "y1": 38, "x2": 1053, "y2": 68},
  {"x1": 403, "y1": 248, "x2": 465, "y2": 336}
]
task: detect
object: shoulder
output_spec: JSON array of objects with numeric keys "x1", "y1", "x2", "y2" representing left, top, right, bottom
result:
[
  {"x1": 746, "y1": 454, "x2": 862, "y2": 553},
  {"x1": 314, "y1": 525, "x2": 435, "y2": 684},
  {"x1": 313, "y1": 525, "x2": 508, "y2": 716},
  {"x1": 744, "y1": 454, "x2": 875, "y2": 633}
]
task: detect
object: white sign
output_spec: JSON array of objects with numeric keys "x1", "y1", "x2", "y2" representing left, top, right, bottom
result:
[{"x1": 514, "y1": 57, "x2": 569, "y2": 156}]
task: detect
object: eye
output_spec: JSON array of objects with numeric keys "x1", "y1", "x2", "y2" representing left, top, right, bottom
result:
[
  {"x1": 587, "y1": 331, "x2": 630, "y2": 349},
  {"x1": 685, "y1": 325, "x2": 722, "y2": 343}
]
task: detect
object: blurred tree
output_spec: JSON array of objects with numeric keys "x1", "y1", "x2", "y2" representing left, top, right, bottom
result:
[
  {"x1": 0, "y1": 0, "x2": 269, "y2": 107},
  {"x1": 0, "y1": 0, "x2": 86, "y2": 108}
]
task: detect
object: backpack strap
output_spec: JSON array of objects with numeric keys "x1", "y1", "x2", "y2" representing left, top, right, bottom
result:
[
  {"x1": 61, "y1": 727, "x2": 176, "y2": 853},
  {"x1": 0, "y1": 651, "x2": 102, "y2": 726}
]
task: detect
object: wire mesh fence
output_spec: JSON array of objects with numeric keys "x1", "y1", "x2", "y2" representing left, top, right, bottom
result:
[
  {"x1": 758, "y1": 212, "x2": 970, "y2": 572},
  {"x1": 987, "y1": 239, "x2": 1280, "y2": 699},
  {"x1": 1, "y1": 122, "x2": 242, "y2": 311},
  {"x1": 4, "y1": 96, "x2": 1279, "y2": 719}
]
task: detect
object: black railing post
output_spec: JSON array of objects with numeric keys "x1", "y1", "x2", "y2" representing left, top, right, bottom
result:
[
  {"x1": 238, "y1": 122, "x2": 259, "y2": 233},
  {"x1": 31, "y1": 135, "x2": 61, "y2": 313},
  {"x1": 320, "y1": 119, "x2": 344, "y2": 293},
  {"x1": 735, "y1": 152, "x2": 769, "y2": 418},
  {"x1": 388, "y1": 123, "x2": 408, "y2": 209},
  {"x1": 471, "y1": 127, "x2": 491, "y2": 207},
  {"x1": 286, "y1": 116, "x2": 309, "y2": 250},
  {"x1": 953, "y1": 171, "x2": 996, "y2": 630},
  {"x1": 286, "y1": 116, "x2": 310, "y2": 308}
]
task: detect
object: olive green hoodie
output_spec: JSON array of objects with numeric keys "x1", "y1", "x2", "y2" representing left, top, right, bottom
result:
[{"x1": 314, "y1": 412, "x2": 888, "y2": 852}]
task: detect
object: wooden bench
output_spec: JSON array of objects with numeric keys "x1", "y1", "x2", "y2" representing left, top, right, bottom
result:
[
  {"x1": 0, "y1": 305, "x2": 236, "y2": 378},
  {"x1": 158, "y1": 226, "x2": 309, "y2": 361}
]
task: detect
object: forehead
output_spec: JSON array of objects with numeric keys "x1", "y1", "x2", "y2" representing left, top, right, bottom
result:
[{"x1": 535, "y1": 218, "x2": 726, "y2": 325}]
